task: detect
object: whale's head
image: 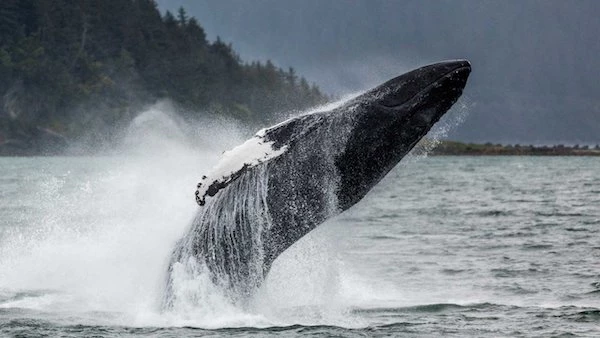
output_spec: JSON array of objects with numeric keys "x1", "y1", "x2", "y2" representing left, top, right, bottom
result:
[{"x1": 335, "y1": 60, "x2": 471, "y2": 209}]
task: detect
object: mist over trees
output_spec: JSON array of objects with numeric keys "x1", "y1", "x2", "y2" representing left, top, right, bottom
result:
[{"x1": 0, "y1": 0, "x2": 327, "y2": 154}]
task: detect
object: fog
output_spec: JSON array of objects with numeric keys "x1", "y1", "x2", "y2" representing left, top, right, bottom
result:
[{"x1": 157, "y1": 0, "x2": 599, "y2": 144}]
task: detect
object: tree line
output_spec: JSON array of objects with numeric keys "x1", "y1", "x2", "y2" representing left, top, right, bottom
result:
[{"x1": 0, "y1": 0, "x2": 328, "y2": 153}]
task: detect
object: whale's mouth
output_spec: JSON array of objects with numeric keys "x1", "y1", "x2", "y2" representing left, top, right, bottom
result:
[
  {"x1": 378, "y1": 60, "x2": 471, "y2": 110},
  {"x1": 376, "y1": 62, "x2": 470, "y2": 131},
  {"x1": 407, "y1": 65, "x2": 471, "y2": 125}
]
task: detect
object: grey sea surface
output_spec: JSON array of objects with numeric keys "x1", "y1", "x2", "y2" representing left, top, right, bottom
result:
[{"x1": 0, "y1": 155, "x2": 598, "y2": 337}]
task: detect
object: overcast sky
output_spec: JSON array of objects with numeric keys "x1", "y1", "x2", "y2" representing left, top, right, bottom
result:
[{"x1": 157, "y1": 0, "x2": 599, "y2": 144}]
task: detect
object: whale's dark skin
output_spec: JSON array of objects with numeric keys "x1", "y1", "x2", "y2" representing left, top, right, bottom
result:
[{"x1": 165, "y1": 60, "x2": 471, "y2": 307}]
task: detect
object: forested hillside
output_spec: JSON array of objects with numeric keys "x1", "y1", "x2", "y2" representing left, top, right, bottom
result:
[{"x1": 0, "y1": 0, "x2": 327, "y2": 154}]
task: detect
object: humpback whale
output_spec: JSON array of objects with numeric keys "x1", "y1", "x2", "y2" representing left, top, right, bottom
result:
[{"x1": 164, "y1": 60, "x2": 471, "y2": 307}]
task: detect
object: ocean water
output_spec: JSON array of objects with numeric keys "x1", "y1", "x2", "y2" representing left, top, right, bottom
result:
[{"x1": 1, "y1": 145, "x2": 599, "y2": 336}]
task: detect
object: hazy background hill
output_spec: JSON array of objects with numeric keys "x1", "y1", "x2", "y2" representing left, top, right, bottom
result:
[
  {"x1": 157, "y1": 0, "x2": 600, "y2": 144},
  {"x1": 0, "y1": 0, "x2": 327, "y2": 154}
]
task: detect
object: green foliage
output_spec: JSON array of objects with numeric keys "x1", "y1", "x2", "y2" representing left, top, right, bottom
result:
[{"x1": 0, "y1": 0, "x2": 328, "y2": 151}]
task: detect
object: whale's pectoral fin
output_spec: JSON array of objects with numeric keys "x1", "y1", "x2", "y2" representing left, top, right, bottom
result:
[
  {"x1": 195, "y1": 163, "x2": 251, "y2": 206},
  {"x1": 195, "y1": 112, "x2": 328, "y2": 207}
]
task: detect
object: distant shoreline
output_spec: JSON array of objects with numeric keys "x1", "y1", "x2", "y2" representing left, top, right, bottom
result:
[
  {"x1": 2, "y1": 140, "x2": 600, "y2": 157},
  {"x1": 429, "y1": 141, "x2": 600, "y2": 156}
]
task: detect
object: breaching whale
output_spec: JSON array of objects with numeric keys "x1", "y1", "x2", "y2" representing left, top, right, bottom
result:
[{"x1": 164, "y1": 60, "x2": 471, "y2": 307}]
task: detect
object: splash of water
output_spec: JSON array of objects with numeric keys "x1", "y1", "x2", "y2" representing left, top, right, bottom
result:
[{"x1": 0, "y1": 102, "x2": 252, "y2": 325}]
